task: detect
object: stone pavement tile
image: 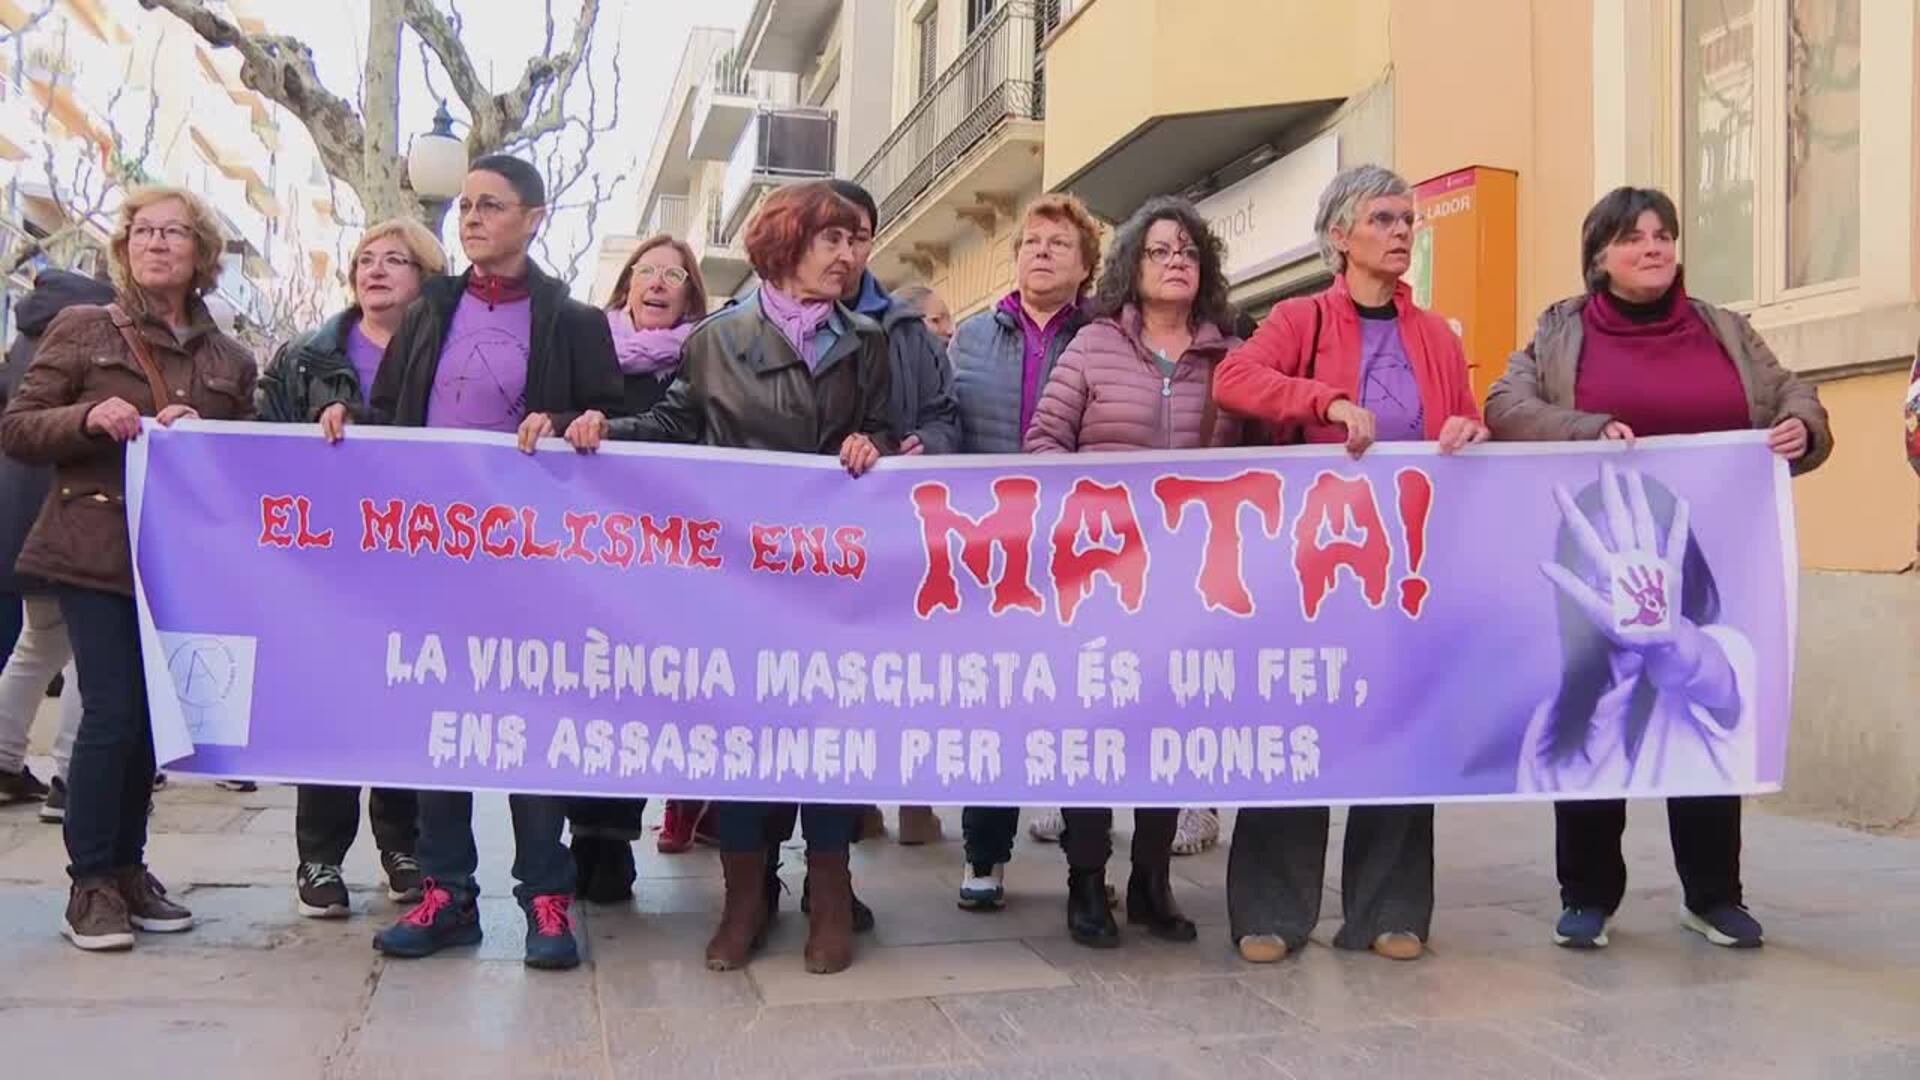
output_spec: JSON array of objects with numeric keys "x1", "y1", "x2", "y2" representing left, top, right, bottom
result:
[
  {"x1": 750, "y1": 940, "x2": 1072, "y2": 1007},
  {"x1": 1494, "y1": 978, "x2": 1919, "y2": 1080},
  {"x1": 0, "y1": 1002, "x2": 344, "y2": 1078},
  {"x1": 1766, "y1": 906, "x2": 1920, "y2": 972},
  {"x1": 1426, "y1": 903, "x2": 1556, "y2": 954},
  {"x1": 868, "y1": 885, "x2": 1069, "y2": 948},
  {"x1": 841, "y1": 1041, "x2": 1277, "y2": 1080},
  {"x1": 603, "y1": 999, "x2": 979, "y2": 1078},
  {"x1": 0, "y1": 824, "x2": 71, "y2": 884},
  {"x1": 931, "y1": 974, "x2": 1311, "y2": 1060},
  {"x1": 1743, "y1": 809, "x2": 1920, "y2": 873},
  {"x1": 149, "y1": 801, "x2": 256, "y2": 834},
  {"x1": 586, "y1": 907, "x2": 762, "y2": 1010},
  {"x1": 337, "y1": 957, "x2": 608, "y2": 1079},
  {"x1": 238, "y1": 805, "x2": 295, "y2": 835},
  {"x1": 0, "y1": 819, "x2": 35, "y2": 859},
  {"x1": 1520, "y1": 923, "x2": 1833, "y2": 998},
  {"x1": 1236, "y1": 945, "x2": 1601, "y2": 1030},
  {"x1": 0, "y1": 933, "x2": 376, "y2": 1009},
  {"x1": 1017, "y1": 926, "x2": 1248, "y2": 987},
  {"x1": 1257, "y1": 1020, "x2": 1600, "y2": 1080},
  {"x1": 1744, "y1": 864, "x2": 1920, "y2": 917}
]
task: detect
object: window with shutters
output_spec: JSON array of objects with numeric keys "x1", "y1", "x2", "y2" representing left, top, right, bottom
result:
[{"x1": 915, "y1": 7, "x2": 938, "y2": 101}]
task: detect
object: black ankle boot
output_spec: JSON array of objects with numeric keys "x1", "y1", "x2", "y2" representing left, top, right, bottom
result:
[
  {"x1": 1067, "y1": 868, "x2": 1120, "y2": 948},
  {"x1": 1126, "y1": 865, "x2": 1197, "y2": 942},
  {"x1": 582, "y1": 838, "x2": 636, "y2": 905}
]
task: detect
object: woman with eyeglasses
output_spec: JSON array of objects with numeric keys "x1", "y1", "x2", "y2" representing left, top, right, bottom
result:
[
  {"x1": 1024, "y1": 195, "x2": 1248, "y2": 949},
  {"x1": 2, "y1": 186, "x2": 258, "y2": 952},
  {"x1": 1213, "y1": 164, "x2": 1488, "y2": 966},
  {"x1": 257, "y1": 218, "x2": 448, "y2": 921},
  {"x1": 565, "y1": 234, "x2": 714, "y2": 905}
]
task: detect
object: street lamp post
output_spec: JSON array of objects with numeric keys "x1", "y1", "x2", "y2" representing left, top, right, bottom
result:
[{"x1": 406, "y1": 101, "x2": 466, "y2": 226}]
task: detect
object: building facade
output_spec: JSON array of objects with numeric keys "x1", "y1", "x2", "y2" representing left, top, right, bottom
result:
[{"x1": 0, "y1": 0, "x2": 350, "y2": 347}]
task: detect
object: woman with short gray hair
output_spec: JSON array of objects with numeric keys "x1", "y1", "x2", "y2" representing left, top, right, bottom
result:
[{"x1": 1213, "y1": 164, "x2": 1487, "y2": 966}]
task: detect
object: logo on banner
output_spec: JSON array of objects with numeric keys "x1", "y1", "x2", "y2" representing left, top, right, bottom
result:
[{"x1": 160, "y1": 632, "x2": 258, "y2": 746}]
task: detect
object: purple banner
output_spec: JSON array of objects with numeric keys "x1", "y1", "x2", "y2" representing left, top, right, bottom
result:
[{"x1": 126, "y1": 425, "x2": 1796, "y2": 805}]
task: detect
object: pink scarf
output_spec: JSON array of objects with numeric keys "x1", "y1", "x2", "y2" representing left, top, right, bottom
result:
[
  {"x1": 759, "y1": 284, "x2": 833, "y2": 368},
  {"x1": 607, "y1": 310, "x2": 693, "y2": 377}
]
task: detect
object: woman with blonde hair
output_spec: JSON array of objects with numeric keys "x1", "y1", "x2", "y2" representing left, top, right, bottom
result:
[
  {"x1": 257, "y1": 218, "x2": 447, "y2": 920},
  {"x1": 2, "y1": 186, "x2": 258, "y2": 951}
]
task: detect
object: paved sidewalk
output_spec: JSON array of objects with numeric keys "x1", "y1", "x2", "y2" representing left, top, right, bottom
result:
[{"x1": 2, "y1": 769, "x2": 1916, "y2": 1079}]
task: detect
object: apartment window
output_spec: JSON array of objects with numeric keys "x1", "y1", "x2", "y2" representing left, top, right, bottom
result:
[
  {"x1": 967, "y1": 0, "x2": 998, "y2": 36},
  {"x1": 915, "y1": 7, "x2": 938, "y2": 101},
  {"x1": 1677, "y1": 0, "x2": 1859, "y2": 306}
]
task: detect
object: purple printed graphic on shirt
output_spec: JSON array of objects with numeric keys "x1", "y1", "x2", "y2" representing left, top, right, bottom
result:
[
  {"x1": 345, "y1": 321, "x2": 385, "y2": 396},
  {"x1": 1358, "y1": 318, "x2": 1425, "y2": 442},
  {"x1": 427, "y1": 292, "x2": 531, "y2": 432}
]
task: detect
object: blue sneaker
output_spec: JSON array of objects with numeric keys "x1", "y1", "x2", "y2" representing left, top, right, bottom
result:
[
  {"x1": 373, "y1": 880, "x2": 482, "y2": 957},
  {"x1": 523, "y1": 894, "x2": 580, "y2": 970},
  {"x1": 1553, "y1": 906, "x2": 1610, "y2": 949},
  {"x1": 1682, "y1": 903, "x2": 1763, "y2": 948}
]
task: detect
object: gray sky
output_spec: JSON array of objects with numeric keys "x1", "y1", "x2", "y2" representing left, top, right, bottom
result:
[{"x1": 250, "y1": 0, "x2": 755, "y2": 291}]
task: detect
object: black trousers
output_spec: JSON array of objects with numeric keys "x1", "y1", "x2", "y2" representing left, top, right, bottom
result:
[
  {"x1": 294, "y1": 785, "x2": 418, "y2": 866},
  {"x1": 1228, "y1": 804, "x2": 1434, "y2": 951},
  {"x1": 1061, "y1": 807, "x2": 1177, "y2": 873},
  {"x1": 962, "y1": 806, "x2": 1019, "y2": 868},
  {"x1": 1555, "y1": 796, "x2": 1743, "y2": 914},
  {"x1": 566, "y1": 797, "x2": 647, "y2": 841}
]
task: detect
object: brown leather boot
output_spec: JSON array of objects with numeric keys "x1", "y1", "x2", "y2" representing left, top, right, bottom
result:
[
  {"x1": 705, "y1": 849, "x2": 770, "y2": 971},
  {"x1": 803, "y1": 851, "x2": 855, "y2": 975}
]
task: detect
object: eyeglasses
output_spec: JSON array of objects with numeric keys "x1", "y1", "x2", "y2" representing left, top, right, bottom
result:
[
  {"x1": 457, "y1": 196, "x2": 525, "y2": 220},
  {"x1": 633, "y1": 264, "x2": 690, "y2": 286},
  {"x1": 355, "y1": 253, "x2": 420, "y2": 272},
  {"x1": 1365, "y1": 210, "x2": 1418, "y2": 230},
  {"x1": 1144, "y1": 244, "x2": 1201, "y2": 267},
  {"x1": 130, "y1": 223, "x2": 194, "y2": 246}
]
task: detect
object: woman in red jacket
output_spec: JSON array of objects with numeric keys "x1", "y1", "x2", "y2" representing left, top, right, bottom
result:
[
  {"x1": 1026, "y1": 195, "x2": 1245, "y2": 948},
  {"x1": 1212, "y1": 165, "x2": 1487, "y2": 966}
]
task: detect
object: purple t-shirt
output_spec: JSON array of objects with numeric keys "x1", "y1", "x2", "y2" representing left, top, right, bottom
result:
[
  {"x1": 427, "y1": 292, "x2": 531, "y2": 432},
  {"x1": 344, "y1": 321, "x2": 385, "y2": 395},
  {"x1": 1357, "y1": 310, "x2": 1425, "y2": 442}
]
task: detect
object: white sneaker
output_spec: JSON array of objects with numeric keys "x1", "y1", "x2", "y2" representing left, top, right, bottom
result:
[
  {"x1": 1171, "y1": 809, "x2": 1220, "y2": 856},
  {"x1": 958, "y1": 862, "x2": 1006, "y2": 911},
  {"x1": 1028, "y1": 809, "x2": 1065, "y2": 843}
]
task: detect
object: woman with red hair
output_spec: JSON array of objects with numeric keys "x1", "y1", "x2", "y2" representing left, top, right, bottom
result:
[{"x1": 566, "y1": 181, "x2": 893, "y2": 975}]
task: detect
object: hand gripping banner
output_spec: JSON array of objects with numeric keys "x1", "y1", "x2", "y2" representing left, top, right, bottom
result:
[{"x1": 125, "y1": 425, "x2": 1797, "y2": 806}]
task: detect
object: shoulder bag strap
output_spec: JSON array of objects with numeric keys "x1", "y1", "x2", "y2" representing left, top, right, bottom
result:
[{"x1": 106, "y1": 303, "x2": 176, "y2": 413}]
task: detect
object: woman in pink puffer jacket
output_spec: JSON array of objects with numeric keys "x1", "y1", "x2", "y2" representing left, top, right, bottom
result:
[
  {"x1": 1023, "y1": 195, "x2": 1245, "y2": 950},
  {"x1": 1024, "y1": 197, "x2": 1246, "y2": 455}
]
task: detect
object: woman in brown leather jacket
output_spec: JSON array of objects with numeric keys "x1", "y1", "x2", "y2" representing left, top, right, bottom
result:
[
  {"x1": 0, "y1": 186, "x2": 256, "y2": 953},
  {"x1": 565, "y1": 181, "x2": 891, "y2": 977}
]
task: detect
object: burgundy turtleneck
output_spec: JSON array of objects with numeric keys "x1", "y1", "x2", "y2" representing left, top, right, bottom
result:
[
  {"x1": 1572, "y1": 282, "x2": 1749, "y2": 437},
  {"x1": 466, "y1": 269, "x2": 531, "y2": 309}
]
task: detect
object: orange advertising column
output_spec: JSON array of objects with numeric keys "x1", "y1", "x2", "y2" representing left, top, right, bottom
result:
[{"x1": 1406, "y1": 167, "x2": 1518, "y2": 408}]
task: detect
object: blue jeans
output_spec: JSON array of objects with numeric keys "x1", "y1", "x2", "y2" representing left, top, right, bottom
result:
[
  {"x1": 415, "y1": 790, "x2": 575, "y2": 904},
  {"x1": 713, "y1": 802, "x2": 857, "y2": 854},
  {"x1": 59, "y1": 587, "x2": 153, "y2": 881}
]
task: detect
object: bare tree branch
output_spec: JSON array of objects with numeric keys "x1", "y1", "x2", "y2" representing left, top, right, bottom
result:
[
  {"x1": 137, "y1": 0, "x2": 379, "y2": 208},
  {"x1": 395, "y1": 0, "x2": 487, "y2": 122}
]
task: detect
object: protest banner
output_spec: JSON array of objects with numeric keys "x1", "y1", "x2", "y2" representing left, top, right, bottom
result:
[{"x1": 127, "y1": 425, "x2": 1795, "y2": 806}]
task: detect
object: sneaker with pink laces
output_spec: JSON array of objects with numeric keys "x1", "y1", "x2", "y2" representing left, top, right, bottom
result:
[
  {"x1": 372, "y1": 879, "x2": 481, "y2": 958},
  {"x1": 522, "y1": 893, "x2": 579, "y2": 970}
]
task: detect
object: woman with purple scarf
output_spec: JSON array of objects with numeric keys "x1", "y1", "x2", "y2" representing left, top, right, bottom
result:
[
  {"x1": 564, "y1": 235, "x2": 715, "y2": 904},
  {"x1": 565, "y1": 182, "x2": 893, "y2": 976}
]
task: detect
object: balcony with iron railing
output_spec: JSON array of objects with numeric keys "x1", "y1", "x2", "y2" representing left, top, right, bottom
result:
[
  {"x1": 853, "y1": 1, "x2": 1043, "y2": 231},
  {"x1": 691, "y1": 46, "x2": 801, "y2": 163},
  {"x1": 695, "y1": 192, "x2": 750, "y2": 296},
  {"x1": 718, "y1": 106, "x2": 836, "y2": 236},
  {"x1": 643, "y1": 193, "x2": 691, "y2": 240}
]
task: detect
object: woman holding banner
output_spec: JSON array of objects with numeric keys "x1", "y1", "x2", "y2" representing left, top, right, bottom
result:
[
  {"x1": 565, "y1": 234, "x2": 715, "y2": 903},
  {"x1": 1486, "y1": 186, "x2": 1829, "y2": 951},
  {"x1": 1025, "y1": 195, "x2": 1246, "y2": 948},
  {"x1": 564, "y1": 181, "x2": 893, "y2": 975},
  {"x1": 1212, "y1": 165, "x2": 1488, "y2": 965},
  {"x1": 257, "y1": 217, "x2": 446, "y2": 920},
  {"x1": 1, "y1": 186, "x2": 258, "y2": 952}
]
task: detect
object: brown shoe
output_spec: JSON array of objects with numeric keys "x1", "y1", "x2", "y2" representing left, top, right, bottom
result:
[
  {"x1": 856, "y1": 805, "x2": 886, "y2": 842},
  {"x1": 115, "y1": 867, "x2": 194, "y2": 933},
  {"x1": 705, "y1": 849, "x2": 770, "y2": 971},
  {"x1": 62, "y1": 878, "x2": 135, "y2": 952},
  {"x1": 896, "y1": 806, "x2": 944, "y2": 846},
  {"x1": 803, "y1": 851, "x2": 855, "y2": 975}
]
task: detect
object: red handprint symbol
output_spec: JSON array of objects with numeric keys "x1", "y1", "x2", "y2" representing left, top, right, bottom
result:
[{"x1": 1618, "y1": 564, "x2": 1668, "y2": 629}]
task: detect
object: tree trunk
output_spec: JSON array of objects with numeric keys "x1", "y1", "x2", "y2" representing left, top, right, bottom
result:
[{"x1": 361, "y1": 0, "x2": 408, "y2": 223}]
